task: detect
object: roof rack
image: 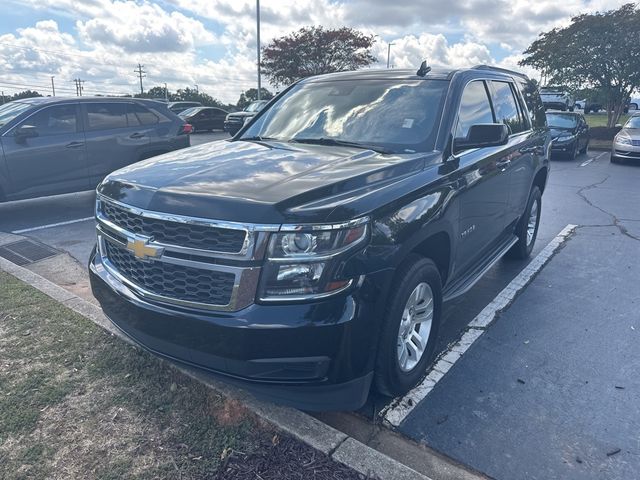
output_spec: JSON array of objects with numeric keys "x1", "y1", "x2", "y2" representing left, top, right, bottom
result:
[{"x1": 471, "y1": 65, "x2": 529, "y2": 79}]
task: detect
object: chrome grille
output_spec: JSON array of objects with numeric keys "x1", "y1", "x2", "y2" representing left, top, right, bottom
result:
[
  {"x1": 101, "y1": 201, "x2": 246, "y2": 253},
  {"x1": 105, "y1": 241, "x2": 235, "y2": 306}
]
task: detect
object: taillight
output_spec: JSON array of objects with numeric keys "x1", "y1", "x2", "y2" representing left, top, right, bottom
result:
[{"x1": 180, "y1": 124, "x2": 193, "y2": 135}]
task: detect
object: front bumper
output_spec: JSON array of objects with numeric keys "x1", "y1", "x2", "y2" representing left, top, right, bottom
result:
[
  {"x1": 612, "y1": 142, "x2": 640, "y2": 159},
  {"x1": 89, "y1": 248, "x2": 388, "y2": 410},
  {"x1": 550, "y1": 138, "x2": 576, "y2": 155},
  {"x1": 224, "y1": 119, "x2": 243, "y2": 133}
]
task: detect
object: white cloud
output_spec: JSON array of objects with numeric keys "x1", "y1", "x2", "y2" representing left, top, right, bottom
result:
[{"x1": 0, "y1": 0, "x2": 634, "y2": 104}]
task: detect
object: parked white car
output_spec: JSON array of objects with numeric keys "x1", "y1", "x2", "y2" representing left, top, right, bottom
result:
[{"x1": 540, "y1": 87, "x2": 575, "y2": 112}]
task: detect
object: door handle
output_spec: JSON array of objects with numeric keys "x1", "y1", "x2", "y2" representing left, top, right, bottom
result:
[
  {"x1": 65, "y1": 141, "x2": 85, "y2": 149},
  {"x1": 520, "y1": 146, "x2": 545, "y2": 155},
  {"x1": 129, "y1": 132, "x2": 145, "y2": 139},
  {"x1": 496, "y1": 159, "x2": 511, "y2": 171}
]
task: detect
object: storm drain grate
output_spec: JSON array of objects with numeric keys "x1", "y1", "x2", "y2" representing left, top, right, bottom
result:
[{"x1": 0, "y1": 239, "x2": 60, "y2": 266}]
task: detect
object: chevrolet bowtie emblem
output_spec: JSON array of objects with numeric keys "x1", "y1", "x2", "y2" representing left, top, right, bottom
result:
[{"x1": 126, "y1": 235, "x2": 164, "y2": 261}]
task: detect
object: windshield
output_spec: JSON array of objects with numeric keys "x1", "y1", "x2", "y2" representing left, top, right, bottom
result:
[
  {"x1": 0, "y1": 101, "x2": 33, "y2": 127},
  {"x1": 624, "y1": 116, "x2": 640, "y2": 128},
  {"x1": 546, "y1": 113, "x2": 577, "y2": 128},
  {"x1": 240, "y1": 79, "x2": 448, "y2": 154},
  {"x1": 246, "y1": 101, "x2": 267, "y2": 113}
]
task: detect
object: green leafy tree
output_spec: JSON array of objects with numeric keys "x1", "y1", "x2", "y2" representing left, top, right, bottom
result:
[
  {"x1": 261, "y1": 26, "x2": 377, "y2": 87},
  {"x1": 236, "y1": 88, "x2": 273, "y2": 110},
  {"x1": 520, "y1": 4, "x2": 640, "y2": 127},
  {"x1": 1, "y1": 90, "x2": 43, "y2": 103}
]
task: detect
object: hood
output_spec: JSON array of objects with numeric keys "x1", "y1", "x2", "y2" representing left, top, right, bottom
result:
[
  {"x1": 98, "y1": 139, "x2": 431, "y2": 224},
  {"x1": 549, "y1": 127, "x2": 576, "y2": 138}
]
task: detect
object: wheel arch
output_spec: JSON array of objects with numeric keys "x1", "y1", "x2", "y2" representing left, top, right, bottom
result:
[
  {"x1": 409, "y1": 231, "x2": 452, "y2": 285},
  {"x1": 532, "y1": 166, "x2": 548, "y2": 194}
]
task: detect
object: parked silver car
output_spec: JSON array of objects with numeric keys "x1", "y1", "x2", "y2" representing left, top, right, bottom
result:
[
  {"x1": 611, "y1": 115, "x2": 640, "y2": 163},
  {"x1": 0, "y1": 97, "x2": 191, "y2": 202}
]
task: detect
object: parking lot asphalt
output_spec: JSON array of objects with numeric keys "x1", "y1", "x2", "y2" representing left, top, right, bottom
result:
[{"x1": 1, "y1": 147, "x2": 638, "y2": 479}]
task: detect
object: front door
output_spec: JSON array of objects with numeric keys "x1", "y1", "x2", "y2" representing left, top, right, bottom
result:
[
  {"x1": 451, "y1": 80, "x2": 510, "y2": 276},
  {"x1": 1, "y1": 103, "x2": 89, "y2": 199}
]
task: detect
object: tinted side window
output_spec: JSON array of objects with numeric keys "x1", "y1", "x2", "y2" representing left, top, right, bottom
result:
[
  {"x1": 87, "y1": 103, "x2": 128, "y2": 130},
  {"x1": 517, "y1": 79, "x2": 546, "y2": 129},
  {"x1": 490, "y1": 81, "x2": 525, "y2": 134},
  {"x1": 24, "y1": 104, "x2": 78, "y2": 136},
  {"x1": 129, "y1": 103, "x2": 160, "y2": 125},
  {"x1": 455, "y1": 81, "x2": 494, "y2": 139}
]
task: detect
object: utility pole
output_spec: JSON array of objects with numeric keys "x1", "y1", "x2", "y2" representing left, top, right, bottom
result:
[
  {"x1": 256, "y1": 0, "x2": 261, "y2": 100},
  {"x1": 73, "y1": 78, "x2": 84, "y2": 96},
  {"x1": 164, "y1": 82, "x2": 168, "y2": 101},
  {"x1": 1, "y1": 91, "x2": 4, "y2": 104},
  {"x1": 387, "y1": 43, "x2": 395, "y2": 69},
  {"x1": 51, "y1": 76, "x2": 56, "y2": 96},
  {"x1": 134, "y1": 63, "x2": 146, "y2": 95}
]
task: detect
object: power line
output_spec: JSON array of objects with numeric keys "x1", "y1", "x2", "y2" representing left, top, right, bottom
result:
[{"x1": 134, "y1": 63, "x2": 146, "y2": 95}]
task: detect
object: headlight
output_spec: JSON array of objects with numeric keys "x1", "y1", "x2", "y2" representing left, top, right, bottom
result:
[
  {"x1": 615, "y1": 135, "x2": 632, "y2": 145},
  {"x1": 258, "y1": 218, "x2": 369, "y2": 300},
  {"x1": 554, "y1": 134, "x2": 574, "y2": 144}
]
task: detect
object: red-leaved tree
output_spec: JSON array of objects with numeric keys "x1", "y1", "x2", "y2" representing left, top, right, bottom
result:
[{"x1": 261, "y1": 26, "x2": 377, "y2": 87}]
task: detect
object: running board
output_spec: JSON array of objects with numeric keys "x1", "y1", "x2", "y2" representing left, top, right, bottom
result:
[{"x1": 443, "y1": 236, "x2": 518, "y2": 302}]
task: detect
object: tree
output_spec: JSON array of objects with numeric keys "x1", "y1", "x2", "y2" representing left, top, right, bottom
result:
[
  {"x1": 236, "y1": 88, "x2": 273, "y2": 110},
  {"x1": 1, "y1": 90, "x2": 43, "y2": 103},
  {"x1": 261, "y1": 26, "x2": 377, "y2": 87},
  {"x1": 520, "y1": 4, "x2": 640, "y2": 127}
]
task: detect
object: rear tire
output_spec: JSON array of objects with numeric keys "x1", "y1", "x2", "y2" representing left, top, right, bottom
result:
[
  {"x1": 507, "y1": 186, "x2": 541, "y2": 260},
  {"x1": 374, "y1": 255, "x2": 442, "y2": 398},
  {"x1": 569, "y1": 106, "x2": 575, "y2": 112}
]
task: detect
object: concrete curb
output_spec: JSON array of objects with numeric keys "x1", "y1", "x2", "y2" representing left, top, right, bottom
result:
[{"x1": 0, "y1": 255, "x2": 431, "y2": 480}]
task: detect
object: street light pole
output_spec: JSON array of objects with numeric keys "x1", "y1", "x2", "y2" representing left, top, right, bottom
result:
[
  {"x1": 51, "y1": 76, "x2": 56, "y2": 96},
  {"x1": 164, "y1": 82, "x2": 168, "y2": 101},
  {"x1": 256, "y1": 0, "x2": 261, "y2": 101},
  {"x1": 387, "y1": 43, "x2": 395, "y2": 69}
]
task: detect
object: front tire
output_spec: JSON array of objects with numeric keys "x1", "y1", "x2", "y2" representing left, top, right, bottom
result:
[
  {"x1": 508, "y1": 186, "x2": 541, "y2": 260},
  {"x1": 374, "y1": 256, "x2": 442, "y2": 397}
]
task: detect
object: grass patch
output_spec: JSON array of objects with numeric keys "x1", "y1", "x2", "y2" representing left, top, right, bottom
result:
[
  {"x1": 0, "y1": 272, "x2": 364, "y2": 479},
  {"x1": 584, "y1": 113, "x2": 629, "y2": 128}
]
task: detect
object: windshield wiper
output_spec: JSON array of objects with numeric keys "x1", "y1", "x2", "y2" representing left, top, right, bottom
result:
[
  {"x1": 240, "y1": 135, "x2": 279, "y2": 141},
  {"x1": 289, "y1": 137, "x2": 392, "y2": 154}
]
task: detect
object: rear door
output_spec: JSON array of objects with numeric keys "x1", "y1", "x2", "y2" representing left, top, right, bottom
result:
[
  {"x1": 83, "y1": 102, "x2": 151, "y2": 185},
  {"x1": 488, "y1": 80, "x2": 537, "y2": 228},
  {"x1": 1, "y1": 103, "x2": 89, "y2": 198},
  {"x1": 210, "y1": 108, "x2": 227, "y2": 130}
]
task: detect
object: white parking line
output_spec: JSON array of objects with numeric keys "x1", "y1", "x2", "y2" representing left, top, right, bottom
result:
[
  {"x1": 580, "y1": 151, "x2": 607, "y2": 167},
  {"x1": 11, "y1": 216, "x2": 95, "y2": 234},
  {"x1": 382, "y1": 224, "x2": 578, "y2": 427}
]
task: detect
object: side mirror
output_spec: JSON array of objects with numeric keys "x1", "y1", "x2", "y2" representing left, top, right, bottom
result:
[
  {"x1": 454, "y1": 123, "x2": 509, "y2": 152},
  {"x1": 14, "y1": 125, "x2": 39, "y2": 143}
]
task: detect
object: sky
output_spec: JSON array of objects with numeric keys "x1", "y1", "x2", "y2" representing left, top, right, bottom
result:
[{"x1": 0, "y1": 0, "x2": 627, "y2": 105}]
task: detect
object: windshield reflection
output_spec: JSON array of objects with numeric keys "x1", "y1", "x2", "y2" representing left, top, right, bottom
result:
[{"x1": 241, "y1": 79, "x2": 448, "y2": 154}]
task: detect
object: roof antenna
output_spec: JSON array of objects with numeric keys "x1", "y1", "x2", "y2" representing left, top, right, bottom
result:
[{"x1": 416, "y1": 59, "x2": 431, "y2": 77}]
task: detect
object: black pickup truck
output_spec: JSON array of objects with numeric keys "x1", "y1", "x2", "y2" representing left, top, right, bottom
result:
[{"x1": 90, "y1": 65, "x2": 550, "y2": 411}]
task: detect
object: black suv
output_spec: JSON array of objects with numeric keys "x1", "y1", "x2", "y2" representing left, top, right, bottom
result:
[{"x1": 90, "y1": 65, "x2": 550, "y2": 411}]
